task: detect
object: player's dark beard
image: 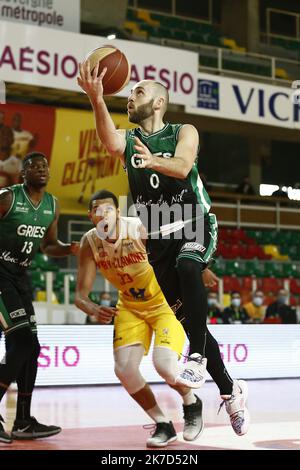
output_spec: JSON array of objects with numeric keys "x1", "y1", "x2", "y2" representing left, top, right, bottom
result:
[{"x1": 128, "y1": 99, "x2": 154, "y2": 124}]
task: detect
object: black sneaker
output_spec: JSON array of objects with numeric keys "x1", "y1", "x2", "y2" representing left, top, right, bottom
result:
[
  {"x1": 183, "y1": 395, "x2": 204, "y2": 441},
  {"x1": 11, "y1": 416, "x2": 61, "y2": 440},
  {"x1": 146, "y1": 421, "x2": 177, "y2": 447},
  {"x1": 0, "y1": 415, "x2": 12, "y2": 444}
]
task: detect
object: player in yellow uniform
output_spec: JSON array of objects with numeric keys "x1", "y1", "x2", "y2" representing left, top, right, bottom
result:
[{"x1": 75, "y1": 190, "x2": 204, "y2": 447}]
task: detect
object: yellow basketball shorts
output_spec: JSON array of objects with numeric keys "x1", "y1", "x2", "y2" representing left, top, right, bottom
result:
[{"x1": 113, "y1": 304, "x2": 186, "y2": 356}]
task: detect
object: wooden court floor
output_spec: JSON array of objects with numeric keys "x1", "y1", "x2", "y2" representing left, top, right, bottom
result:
[{"x1": 1, "y1": 379, "x2": 300, "y2": 450}]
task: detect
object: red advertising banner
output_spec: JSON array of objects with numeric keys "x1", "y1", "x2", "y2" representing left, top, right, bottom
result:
[{"x1": 0, "y1": 102, "x2": 55, "y2": 187}]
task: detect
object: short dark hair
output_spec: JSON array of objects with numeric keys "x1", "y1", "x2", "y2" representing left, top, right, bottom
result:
[
  {"x1": 22, "y1": 152, "x2": 48, "y2": 168},
  {"x1": 89, "y1": 190, "x2": 119, "y2": 210}
]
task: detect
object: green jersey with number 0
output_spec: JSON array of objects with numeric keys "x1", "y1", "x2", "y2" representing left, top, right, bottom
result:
[{"x1": 125, "y1": 123, "x2": 211, "y2": 226}]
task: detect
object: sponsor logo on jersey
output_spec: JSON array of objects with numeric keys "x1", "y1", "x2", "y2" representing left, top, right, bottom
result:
[
  {"x1": 17, "y1": 224, "x2": 46, "y2": 238},
  {"x1": 9, "y1": 308, "x2": 26, "y2": 319},
  {"x1": 122, "y1": 241, "x2": 134, "y2": 250},
  {"x1": 43, "y1": 210, "x2": 52, "y2": 215},
  {"x1": 181, "y1": 242, "x2": 206, "y2": 253},
  {"x1": 0, "y1": 250, "x2": 18, "y2": 264},
  {"x1": 15, "y1": 206, "x2": 29, "y2": 213}
]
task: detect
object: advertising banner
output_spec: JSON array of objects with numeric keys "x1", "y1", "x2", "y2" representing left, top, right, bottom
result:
[
  {"x1": 47, "y1": 109, "x2": 130, "y2": 214},
  {"x1": 186, "y1": 72, "x2": 300, "y2": 129},
  {"x1": 0, "y1": 0, "x2": 80, "y2": 32},
  {"x1": 0, "y1": 324, "x2": 298, "y2": 386},
  {"x1": 0, "y1": 102, "x2": 55, "y2": 188},
  {"x1": 0, "y1": 20, "x2": 198, "y2": 105},
  {"x1": 0, "y1": 103, "x2": 130, "y2": 213}
]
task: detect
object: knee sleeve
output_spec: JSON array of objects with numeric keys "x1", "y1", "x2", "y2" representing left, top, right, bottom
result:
[
  {"x1": 152, "y1": 347, "x2": 180, "y2": 385},
  {"x1": 114, "y1": 345, "x2": 146, "y2": 395}
]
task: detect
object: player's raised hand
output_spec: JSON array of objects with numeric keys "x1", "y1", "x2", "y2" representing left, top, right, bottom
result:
[
  {"x1": 133, "y1": 137, "x2": 155, "y2": 168},
  {"x1": 77, "y1": 61, "x2": 107, "y2": 102}
]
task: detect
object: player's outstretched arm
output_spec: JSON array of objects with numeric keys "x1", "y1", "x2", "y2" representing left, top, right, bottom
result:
[
  {"x1": 75, "y1": 235, "x2": 118, "y2": 324},
  {"x1": 40, "y1": 201, "x2": 79, "y2": 257},
  {"x1": 77, "y1": 61, "x2": 126, "y2": 163}
]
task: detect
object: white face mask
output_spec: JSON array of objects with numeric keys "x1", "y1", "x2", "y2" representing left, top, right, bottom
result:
[
  {"x1": 100, "y1": 299, "x2": 111, "y2": 307},
  {"x1": 232, "y1": 298, "x2": 241, "y2": 308},
  {"x1": 253, "y1": 296, "x2": 263, "y2": 307}
]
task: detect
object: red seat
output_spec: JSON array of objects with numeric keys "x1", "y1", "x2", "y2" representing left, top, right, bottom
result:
[
  {"x1": 260, "y1": 277, "x2": 281, "y2": 293},
  {"x1": 241, "y1": 276, "x2": 253, "y2": 290},
  {"x1": 263, "y1": 317, "x2": 282, "y2": 324},
  {"x1": 256, "y1": 245, "x2": 272, "y2": 260},
  {"x1": 243, "y1": 245, "x2": 259, "y2": 259},
  {"x1": 290, "y1": 279, "x2": 300, "y2": 295},
  {"x1": 230, "y1": 229, "x2": 247, "y2": 242},
  {"x1": 223, "y1": 276, "x2": 241, "y2": 292},
  {"x1": 218, "y1": 228, "x2": 231, "y2": 243}
]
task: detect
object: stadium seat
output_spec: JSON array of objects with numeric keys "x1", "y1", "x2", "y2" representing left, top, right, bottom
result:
[
  {"x1": 30, "y1": 271, "x2": 46, "y2": 290},
  {"x1": 225, "y1": 260, "x2": 246, "y2": 276},
  {"x1": 263, "y1": 262, "x2": 282, "y2": 278},
  {"x1": 89, "y1": 292, "x2": 100, "y2": 303},
  {"x1": 244, "y1": 261, "x2": 263, "y2": 277},
  {"x1": 282, "y1": 263, "x2": 300, "y2": 278},
  {"x1": 213, "y1": 259, "x2": 226, "y2": 276},
  {"x1": 260, "y1": 277, "x2": 283, "y2": 293},
  {"x1": 263, "y1": 245, "x2": 289, "y2": 261},
  {"x1": 34, "y1": 253, "x2": 59, "y2": 272},
  {"x1": 223, "y1": 276, "x2": 241, "y2": 292},
  {"x1": 290, "y1": 279, "x2": 300, "y2": 295},
  {"x1": 35, "y1": 291, "x2": 59, "y2": 303},
  {"x1": 241, "y1": 276, "x2": 253, "y2": 290},
  {"x1": 54, "y1": 272, "x2": 76, "y2": 291},
  {"x1": 57, "y1": 291, "x2": 76, "y2": 304}
]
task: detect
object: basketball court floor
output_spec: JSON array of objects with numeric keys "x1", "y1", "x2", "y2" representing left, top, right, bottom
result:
[{"x1": 1, "y1": 378, "x2": 299, "y2": 450}]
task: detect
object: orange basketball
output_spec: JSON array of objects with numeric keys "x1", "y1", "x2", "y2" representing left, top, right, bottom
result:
[{"x1": 85, "y1": 45, "x2": 131, "y2": 96}]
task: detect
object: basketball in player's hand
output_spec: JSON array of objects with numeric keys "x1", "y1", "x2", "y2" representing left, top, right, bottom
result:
[{"x1": 85, "y1": 45, "x2": 131, "y2": 95}]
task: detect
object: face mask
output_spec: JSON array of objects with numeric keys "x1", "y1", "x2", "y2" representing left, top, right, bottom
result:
[
  {"x1": 278, "y1": 296, "x2": 287, "y2": 305},
  {"x1": 101, "y1": 299, "x2": 111, "y2": 307},
  {"x1": 253, "y1": 297, "x2": 263, "y2": 307},
  {"x1": 208, "y1": 298, "x2": 217, "y2": 307},
  {"x1": 232, "y1": 298, "x2": 241, "y2": 308}
]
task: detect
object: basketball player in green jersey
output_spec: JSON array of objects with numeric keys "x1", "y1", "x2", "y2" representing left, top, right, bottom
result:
[
  {"x1": 0, "y1": 152, "x2": 79, "y2": 443},
  {"x1": 77, "y1": 62, "x2": 250, "y2": 437}
]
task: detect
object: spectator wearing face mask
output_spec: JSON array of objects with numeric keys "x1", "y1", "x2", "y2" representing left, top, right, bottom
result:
[
  {"x1": 222, "y1": 292, "x2": 250, "y2": 324},
  {"x1": 244, "y1": 290, "x2": 266, "y2": 323},
  {"x1": 265, "y1": 289, "x2": 297, "y2": 324},
  {"x1": 86, "y1": 291, "x2": 113, "y2": 324},
  {"x1": 207, "y1": 291, "x2": 224, "y2": 324}
]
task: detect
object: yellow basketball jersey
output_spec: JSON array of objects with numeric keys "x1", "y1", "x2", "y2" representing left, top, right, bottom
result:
[{"x1": 86, "y1": 217, "x2": 168, "y2": 314}]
